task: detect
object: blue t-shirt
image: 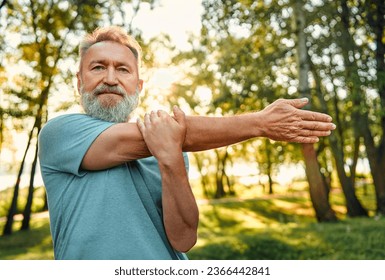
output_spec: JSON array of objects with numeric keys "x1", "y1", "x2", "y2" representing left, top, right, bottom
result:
[{"x1": 38, "y1": 114, "x2": 188, "y2": 260}]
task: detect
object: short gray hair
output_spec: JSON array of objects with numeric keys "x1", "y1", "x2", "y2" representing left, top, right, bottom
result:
[{"x1": 79, "y1": 26, "x2": 142, "y2": 69}]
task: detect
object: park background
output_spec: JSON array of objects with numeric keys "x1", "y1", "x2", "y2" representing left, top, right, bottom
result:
[{"x1": 0, "y1": 0, "x2": 385, "y2": 260}]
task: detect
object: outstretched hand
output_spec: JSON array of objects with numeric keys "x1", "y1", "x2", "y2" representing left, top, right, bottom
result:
[{"x1": 257, "y1": 98, "x2": 336, "y2": 143}]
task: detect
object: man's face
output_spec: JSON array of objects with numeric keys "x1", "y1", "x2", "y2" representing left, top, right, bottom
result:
[{"x1": 77, "y1": 41, "x2": 143, "y2": 122}]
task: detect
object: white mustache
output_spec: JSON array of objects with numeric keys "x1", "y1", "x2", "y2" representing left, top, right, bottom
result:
[{"x1": 93, "y1": 85, "x2": 126, "y2": 96}]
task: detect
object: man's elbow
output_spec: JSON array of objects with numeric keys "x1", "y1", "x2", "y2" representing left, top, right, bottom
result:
[
  {"x1": 81, "y1": 152, "x2": 117, "y2": 171},
  {"x1": 170, "y1": 231, "x2": 198, "y2": 253}
]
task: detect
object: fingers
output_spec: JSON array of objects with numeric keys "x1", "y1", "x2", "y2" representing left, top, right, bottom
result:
[
  {"x1": 145, "y1": 112, "x2": 152, "y2": 124},
  {"x1": 278, "y1": 98, "x2": 333, "y2": 122},
  {"x1": 142, "y1": 108, "x2": 184, "y2": 125},
  {"x1": 294, "y1": 136, "x2": 320, "y2": 144},
  {"x1": 137, "y1": 111, "x2": 157, "y2": 133},
  {"x1": 285, "y1": 97, "x2": 309, "y2": 109},
  {"x1": 136, "y1": 118, "x2": 145, "y2": 135},
  {"x1": 298, "y1": 128, "x2": 330, "y2": 138},
  {"x1": 284, "y1": 120, "x2": 335, "y2": 143},
  {"x1": 299, "y1": 120, "x2": 336, "y2": 132},
  {"x1": 290, "y1": 118, "x2": 335, "y2": 143},
  {"x1": 299, "y1": 109, "x2": 333, "y2": 123},
  {"x1": 156, "y1": 110, "x2": 168, "y2": 118},
  {"x1": 139, "y1": 110, "x2": 171, "y2": 129},
  {"x1": 173, "y1": 106, "x2": 186, "y2": 126}
]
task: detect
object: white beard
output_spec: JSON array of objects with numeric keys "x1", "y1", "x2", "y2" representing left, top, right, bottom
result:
[{"x1": 80, "y1": 84, "x2": 140, "y2": 123}]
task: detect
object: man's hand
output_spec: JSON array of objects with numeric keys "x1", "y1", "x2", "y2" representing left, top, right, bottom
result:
[
  {"x1": 257, "y1": 98, "x2": 336, "y2": 143},
  {"x1": 137, "y1": 106, "x2": 187, "y2": 164}
]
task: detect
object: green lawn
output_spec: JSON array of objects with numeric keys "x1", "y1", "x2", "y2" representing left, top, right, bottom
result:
[
  {"x1": 0, "y1": 214, "x2": 54, "y2": 260},
  {"x1": 0, "y1": 185, "x2": 383, "y2": 260},
  {"x1": 188, "y1": 197, "x2": 385, "y2": 259}
]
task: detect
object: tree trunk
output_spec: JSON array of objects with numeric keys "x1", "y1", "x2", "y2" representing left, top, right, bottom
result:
[
  {"x1": 265, "y1": 140, "x2": 274, "y2": 194},
  {"x1": 330, "y1": 134, "x2": 367, "y2": 216},
  {"x1": 309, "y1": 56, "x2": 368, "y2": 217},
  {"x1": 371, "y1": 0, "x2": 385, "y2": 214},
  {"x1": 193, "y1": 153, "x2": 211, "y2": 198},
  {"x1": 302, "y1": 144, "x2": 338, "y2": 221},
  {"x1": 214, "y1": 149, "x2": 226, "y2": 198},
  {"x1": 294, "y1": 0, "x2": 337, "y2": 222},
  {"x1": 225, "y1": 154, "x2": 235, "y2": 196},
  {"x1": 339, "y1": 0, "x2": 385, "y2": 214},
  {"x1": 20, "y1": 97, "x2": 45, "y2": 231},
  {"x1": 20, "y1": 126, "x2": 40, "y2": 231},
  {"x1": 362, "y1": 124, "x2": 385, "y2": 214},
  {"x1": 2, "y1": 121, "x2": 36, "y2": 235},
  {"x1": 41, "y1": 189, "x2": 48, "y2": 211}
]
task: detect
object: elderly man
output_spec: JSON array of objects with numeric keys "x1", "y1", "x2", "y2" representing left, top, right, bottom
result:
[{"x1": 38, "y1": 26, "x2": 335, "y2": 260}]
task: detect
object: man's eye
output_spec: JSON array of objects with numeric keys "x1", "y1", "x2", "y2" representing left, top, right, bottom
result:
[
  {"x1": 92, "y1": 65, "x2": 105, "y2": 71},
  {"x1": 118, "y1": 67, "x2": 130, "y2": 73}
]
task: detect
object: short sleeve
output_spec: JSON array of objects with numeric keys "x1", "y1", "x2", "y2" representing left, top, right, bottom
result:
[{"x1": 38, "y1": 114, "x2": 114, "y2": 176}]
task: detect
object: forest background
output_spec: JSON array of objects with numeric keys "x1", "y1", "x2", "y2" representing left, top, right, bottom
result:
[{"x1": 0, "y1": 0, "x2": 385, "y2": 260}]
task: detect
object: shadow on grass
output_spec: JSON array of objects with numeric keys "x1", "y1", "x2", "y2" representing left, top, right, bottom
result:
[
  {"x1": 188, "y1": 234, "x2": 300, "y2": 260},
  {"x1": 189, "y1": 198, "x2": 385, "y2": 260},
  {"x1": 199, "y1": 197, "x2": 314, "y2": 232},
  {"x1": 0, "y1": 217, "x2": 53, "y2": 260},
  {"x1": 188, "y1": 219, "x2": 385, "y2": 260}
]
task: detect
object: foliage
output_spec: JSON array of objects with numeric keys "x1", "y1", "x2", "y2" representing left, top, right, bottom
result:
[{"x1": 171, "y1": 0, "x2": 385, "y2": 214}]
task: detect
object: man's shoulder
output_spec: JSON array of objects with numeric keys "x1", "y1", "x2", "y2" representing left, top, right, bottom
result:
[
  {"x1": 38, "y1": 113, "x2": 115, "y2": 167},
  {"x1": 40, "y1": 113, "x2": 113, "y2": 141},
  {"x1": 46, "y1": 113, "x2": 92, "y2": 125},
  {"x1": 43, "y1": 113, "x2": 111, "y2": 130}
]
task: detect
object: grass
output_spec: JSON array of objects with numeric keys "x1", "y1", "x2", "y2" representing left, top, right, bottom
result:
[
  {"x1": 187, "y1": 198, "x2": 385, "y2": 260},
  {"x1": 0, "y1": 214, "x2": 54, "y2": 260},
  {"x1": 0, "y1": 183, "x2": 384, "y2": 260}
]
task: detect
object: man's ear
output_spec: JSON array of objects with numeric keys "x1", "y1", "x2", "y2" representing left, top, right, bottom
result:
[
  {"x1": 138, "y1": 79, "x2": 144, "y2": 93},
  {"x1": 76, "y1": 72, "x2": 81, "y2": 94}
]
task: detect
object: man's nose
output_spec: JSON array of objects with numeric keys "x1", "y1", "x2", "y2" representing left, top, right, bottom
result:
[{"x1": 104, "y1": 67, "x2": 118, "y2": 85}]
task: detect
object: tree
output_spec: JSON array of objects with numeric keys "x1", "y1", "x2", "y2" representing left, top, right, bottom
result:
[
  {"x1": 359, "y1": 0, "x2": 385, "y2": 215},
  {"x1": 2, "y1": 0, "x2": 101, "y2": 235},
  {"x1": 293, "y1": 0, "x2": 339, "y2": 221},
  {"x1": 310, "y1": 57, "x2": 368, "y2": 217},
  {"x1": 296, "y1": 2, "x2": 368, "y2": 217},
  {"x1": 305, "y1": 0, "x2": 384, "y2": 215}
]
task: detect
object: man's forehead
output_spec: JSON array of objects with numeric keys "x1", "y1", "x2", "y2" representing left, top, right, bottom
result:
[{"x1": 85, "y1": 41, "x2": 137, "y2": 60}]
